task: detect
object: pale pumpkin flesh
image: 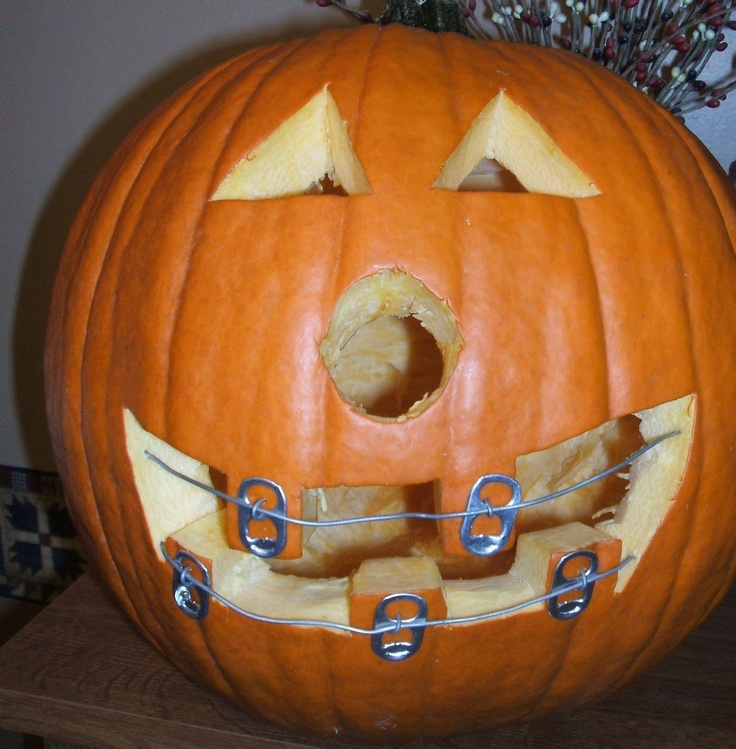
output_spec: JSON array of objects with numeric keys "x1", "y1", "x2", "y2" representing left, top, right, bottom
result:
[
  {"x1": 211, "y1": 86, "x2": 371, "y2": 200},
  {"x1": 433, "y1": 90, "x2": 600, "y2": 198}
]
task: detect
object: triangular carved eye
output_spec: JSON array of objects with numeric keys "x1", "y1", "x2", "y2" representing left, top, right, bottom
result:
[
  {"x1": 434, "y1": 92, "x2": 600, "y2": 198},
  {"x1": 212, "y1": 86, "x2": 371, "y2": 201}
]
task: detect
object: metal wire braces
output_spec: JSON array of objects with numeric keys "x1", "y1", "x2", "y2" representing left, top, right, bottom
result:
[
  {"x1": 147, "y1": 429, "x2": 679, "y2": 558},
  {"x1": 163, "y1": 542, "x2": 635, "y2": 661}
]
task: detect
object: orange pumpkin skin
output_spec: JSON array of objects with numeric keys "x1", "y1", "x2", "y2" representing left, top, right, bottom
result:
[{"x1": 45, "y1": 24, "x2": 736, "y2": 739}]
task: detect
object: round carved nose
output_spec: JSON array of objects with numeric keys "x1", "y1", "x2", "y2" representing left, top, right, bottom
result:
[{"x1": 319, "y1": 269, "x2": 463, "y2": 421}]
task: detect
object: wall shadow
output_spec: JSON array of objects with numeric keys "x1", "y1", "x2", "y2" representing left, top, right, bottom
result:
[{"x1": 11, "y1": 18, "x2": 345, "y2": 471}]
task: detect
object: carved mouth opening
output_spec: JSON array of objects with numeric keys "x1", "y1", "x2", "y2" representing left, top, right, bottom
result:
[
  {"x1": 125, "y1": 394, "x2": 693, "y2": 626},
  {"x1": 264, "y1": 410, "x2": 643, "y2": 580}
]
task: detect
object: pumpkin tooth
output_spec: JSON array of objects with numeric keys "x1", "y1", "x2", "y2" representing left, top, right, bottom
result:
[
  {"x1": 350, "y1": 557, "x2": 447, "y2": 638},
  {"x1": 166, "y1": 510, "x2": 350, "y2": 625},
  {"x1": 444, "y1": 521, "x2": 621, "y2": 618}
]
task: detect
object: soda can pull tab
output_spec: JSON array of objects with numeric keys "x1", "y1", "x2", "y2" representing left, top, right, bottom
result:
[
  {"x1": 237, "y1": 478, "x2": 288, "y2": 558},
  {"x1": 371, "y1": 593, "x2": 429, "y2": 662},
  {"x1": 460, "y1": 474, "x2": 521, "y2": 556},
  {"x1": 171, "y1": 550, "x2": 210, "y2": 621},
  {"x1": 548, "y1": 549, "x2": 599, "y2": 620}
]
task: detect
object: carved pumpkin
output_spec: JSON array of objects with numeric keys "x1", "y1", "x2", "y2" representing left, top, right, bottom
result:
[{"x1": 45, "y1": 24, "x2": 736, "y2": 739}]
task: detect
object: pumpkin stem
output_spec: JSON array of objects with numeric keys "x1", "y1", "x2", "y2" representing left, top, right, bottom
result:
[{"x1": 377, "y1": 0, "x2": 472, "y2": 35}]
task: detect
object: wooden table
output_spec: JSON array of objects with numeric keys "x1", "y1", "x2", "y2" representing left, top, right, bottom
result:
[{"x1": 0, "y1": 573, "x2": 734, "y2": 749}]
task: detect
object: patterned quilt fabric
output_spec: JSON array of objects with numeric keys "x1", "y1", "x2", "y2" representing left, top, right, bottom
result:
[{"x1": 0, "y1": 466, "x2": 87, "y2": 603}]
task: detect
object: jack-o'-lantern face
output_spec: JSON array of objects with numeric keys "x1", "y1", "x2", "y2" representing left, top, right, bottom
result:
[{"x1": 46, "y1": 25, "x2": 736, "y2": 740}]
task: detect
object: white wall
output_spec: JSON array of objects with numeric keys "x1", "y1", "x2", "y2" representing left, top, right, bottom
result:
[{"x1": 1, "y1": 1, "x2": 734, "y2": 470}]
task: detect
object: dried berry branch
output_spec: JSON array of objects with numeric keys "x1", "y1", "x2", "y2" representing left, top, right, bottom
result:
[{"x1": 315, "y1": 0, "x2": 735, "y2": 117}]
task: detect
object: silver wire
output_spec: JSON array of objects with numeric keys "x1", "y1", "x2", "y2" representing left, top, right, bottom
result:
[
  {"x1": 162, "y1": 541, "x2": 635, "y2": 635},
  {"x1": 146, "y1": 429, "x2": 680, "y2": 527}
]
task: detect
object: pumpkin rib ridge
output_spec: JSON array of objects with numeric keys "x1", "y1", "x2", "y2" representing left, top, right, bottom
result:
[
  {"x1": 566, "y1": 57, "x2": 695, "y2": 683},
  {"x1": 157, "y1": 38, "x2": 323, "y2": 514},
  {"x1": 503, "y1": 42, "x2": 614, "y2": 438},
  {"x1": 622, "y1": 181, "x2": 728, "y2": 689},
  {"x1": 318, "y1": 24, "x2": 389, "y2": 475},
  {"x1": 666, "y1": 130, "x2": 736, "y2": 595},
  {"x1": 435, "y1": 30, "x2": 482, "y2": 491},
  {"x1": 119, "y1": 52, "x2": 268, "y2": 417},
  {"x1": 306, "y1": 25, "x2": 382, "y2": 490},
  {"x1": 433, "y1": 30, "x2": 521, "y2": 554},
  {"x1": 402, "y1": 34, "x2": 475, "y2": 710},
  {"x1": 436, "y1": 30, "x2": 473, "y2": 139},
  {"x1": 57, "y1": 76, "x2": 218, "y2": 636},
  {"x1": 495, "y1": 48, "x2": 697, "y2": 705},
  {"x1": 412, "y1": 27, "x2": 468, "y2": 490},
  {"x1": 203, "y1": 36, "x2": 316, "y2": 200},
  {"x1": 634, "y1": 96, "x2": 728, "y2": 632},
  {"x1": 60, "y1": 149, "x2": 183, "y2": 635},
  {"x1": 672, "y1": 118, "x2": 736, "y2": 219},
  {"x1": 314, "y1": 627, "x2": 340, "y2": 734},
  {"x1": 479, "y1": 42, "x2": 616, "y2": 438},
  {"x1": 512, "y1": 199, "x2": 606, "y2": 710},
  {"x1": 156, "y1": 145, "x2": 257, "y2": 699},
  {"x1": 92, "y1": 46, "x2": 257, "y2": 407},
  {"x1": 525, "y1": 614, "x2": 583, "y2": 719},
  {"x1": 569, "y1": 198, "x2": 612, "y2": 419},
  {"x1": 159, "y1": 42, "x2": 307, "y2": 434},
  {"x1": 645, "y1": 92, "x2": 736, "y2": 352},
  {"x1": 85, "y1": 65, "x2": 263, "y2": 678},
  {"x1": 124, "y1": 59, "x2": 306, "y2": 693},
  {"x1": 112, "y1": 55, "x2": 267, "y2": 437},
  {"x1": 318, "y1": 201, "x2": 352, "y2": 485},
  {"x1": 563, "y1": 56, "x2": 719, "y2": 691},
  {"x1": 562, "y1": 48, "x2": 694, "y2": 411}
]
